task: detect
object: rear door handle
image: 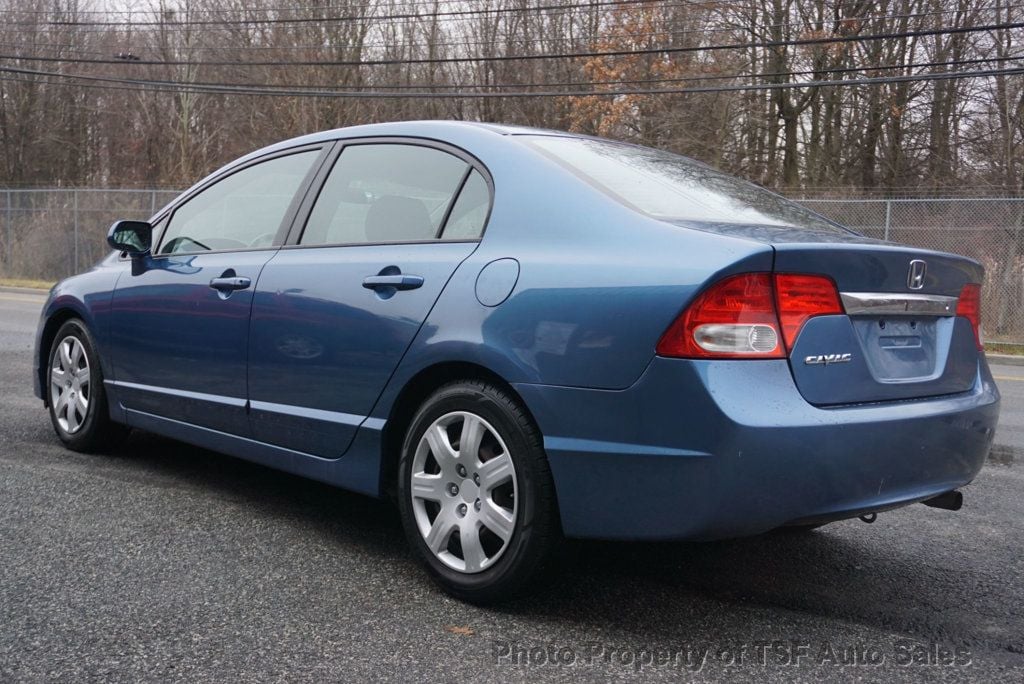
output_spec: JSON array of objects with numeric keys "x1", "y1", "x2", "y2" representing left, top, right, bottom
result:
[
  {"x1": 362, "y1": 274, "x2": 424, "y2": 291},
  {"x1": 209, "y1": 276, "x2": 251, "y2": 291}
]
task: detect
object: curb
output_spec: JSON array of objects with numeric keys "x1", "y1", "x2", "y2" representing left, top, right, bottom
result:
[{"x1": 986, "y1": 353, "x2": 1024, "y2": 367}]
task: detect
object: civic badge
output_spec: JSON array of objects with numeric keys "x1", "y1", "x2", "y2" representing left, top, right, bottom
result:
[
  {"x1": 907, "y1": 259, "x2": 927, "y2": 290},
  {"x1": 804, "y1": 353, "x2": 852, "y2": 366}
]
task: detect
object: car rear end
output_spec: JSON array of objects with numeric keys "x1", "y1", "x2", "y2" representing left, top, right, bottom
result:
[
  {"x1": 516, "y1": 135, "x2": 1000, "y2": 540},
  {"x1": 520, "y1": 244, "x2": 1000, "y2": 539},
  {"x1": 651, "y1": 238, "x2": 997, "y2": 529}
]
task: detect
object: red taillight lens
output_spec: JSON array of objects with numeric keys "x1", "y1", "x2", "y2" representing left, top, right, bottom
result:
[
  {"x1": 657, "y1": 272, "x2": 844, "y2": 359},
  {"x1": 956, "y1": 283, "x2": 983, "y2": 350},
  {"x1": 774, "y1": 273, "x2": 844, "y2": 350},
  {"x1": 656, "y1": 273, "x2": 784, "y2": 358}
]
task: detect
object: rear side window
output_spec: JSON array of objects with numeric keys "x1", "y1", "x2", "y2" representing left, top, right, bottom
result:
[
  {"x1": 159, "y1": 150, "x2": 320, "y2": 254},
  {"x1": 527, "y1": 136, "x2": 845, "y2": 234},
  {"x1": 300, "y1": 144, "x2": 472, "y2": 245},
  {"x1": 442, "y1": 170, "x2": 490, "y2": 239}
]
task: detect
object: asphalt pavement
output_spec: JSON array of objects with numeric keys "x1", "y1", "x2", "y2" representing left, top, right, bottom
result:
[{"x1": 1, "y1": 288, "x2": 1022, "y2": 682}]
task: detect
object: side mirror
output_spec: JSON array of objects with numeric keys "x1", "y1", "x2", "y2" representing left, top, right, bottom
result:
[{"x1": 107, "y1": 220, "x2": 152, "y2": 257}]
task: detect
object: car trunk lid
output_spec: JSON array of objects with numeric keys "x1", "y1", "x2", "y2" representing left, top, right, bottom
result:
[
  {"x1": 675, "y1": 222, "x2": 984, "y2": 405},
  {"x1": 777, "y1": 241, "x2": 981, "y2": 405}
]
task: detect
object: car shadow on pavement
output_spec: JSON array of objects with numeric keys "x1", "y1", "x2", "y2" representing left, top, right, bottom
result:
[
  {"x1": 102, "y1": 429, "x2": 1011, "y2": 655},
  {"x1": 108, "y1": 430, "x2": 408, "y2": 555}
]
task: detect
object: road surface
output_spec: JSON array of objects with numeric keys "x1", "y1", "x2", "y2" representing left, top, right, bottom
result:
[{"x1": 1, "y1": 289, "x2": 1021, "y2": 681}]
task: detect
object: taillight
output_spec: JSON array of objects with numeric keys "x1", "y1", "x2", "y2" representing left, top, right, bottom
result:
[
  {"x1": 774, "y1": 274, "x2": 844, "y2": 350},
  {"x1": 657, "y1": 272, "x2": 844, "y2": 359},
  {"x1": 956, "y1": 283, "x2": 983, "y2": 350},
  {"x1": 656, "y1": 273, "x2": 783, "y2": 358}
]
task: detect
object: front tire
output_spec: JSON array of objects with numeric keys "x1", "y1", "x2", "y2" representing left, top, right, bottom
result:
[
  {"x1": 397, "y1": 380, "x2": 558, "y2": 603},
  {"x1": 46, "y1": 319, "x2": 125, "y2": 452}
]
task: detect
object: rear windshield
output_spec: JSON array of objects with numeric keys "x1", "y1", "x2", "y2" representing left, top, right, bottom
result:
[{"x1": 527, "y1": 136, "x2": 847, "y2": 234}]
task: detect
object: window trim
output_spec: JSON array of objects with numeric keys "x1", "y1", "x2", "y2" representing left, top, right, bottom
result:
[
  {"x1": 439, "y1": 168, "x2": 493, "y2": 241},
  {"x1": 283, "y1": 136, "x2": 494, "y2": 250},
  {"x1": 151, "y1": 143, "x2": 331, "y2": 258},
  {"x1": 434, "y1": 166, "x2": 473, "y2": 240}
]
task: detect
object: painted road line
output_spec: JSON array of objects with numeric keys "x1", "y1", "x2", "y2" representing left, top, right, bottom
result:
[
  {"x1": 993, "y1": 375, "x2": 1024, "y2": 382},
  {"x1": 0, "y1": 294, "x2": 46, "y2": 304}
]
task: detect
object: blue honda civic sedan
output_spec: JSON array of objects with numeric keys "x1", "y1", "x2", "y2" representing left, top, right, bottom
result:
[{"x1": 33, "y1": 121, "x2": 1000, "y2": 602}]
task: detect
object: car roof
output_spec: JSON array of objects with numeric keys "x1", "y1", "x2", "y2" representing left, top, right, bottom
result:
[{"x1": 255, "y1": 120, "x2": 575, "y2": 153}]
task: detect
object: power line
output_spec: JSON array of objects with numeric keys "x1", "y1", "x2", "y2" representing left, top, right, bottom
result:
[
  {"x1": 2, "y1": 63, "x2": 1020, "y2": 99},
  {"x1": 22, "y1": 7, "x2": 1024, "y2": 42},
  {"x1": 9, "y1": 2, "x2": 1024, "y2": 53},
  {"x1": 4, "y1": 35, "x2": 1019, "y2": 87},
  {"x1": 2, "y1": 1, "x2": 710, "y2": 37},
  {"x1": 0, "y1": 25, "x2": 909, "y2": 56},
  {"x1": 39, "y1": 0, "x2": 1024, "y2": 28},
  {"x1": 1, "y1": 21, "x2": 1021, "y2": 68},
  {"x1": 4, "y1": 0, "x2": 1015, "y2": 18},
  {"x1": 23, "y1": 0, "x2": 1024, "y2": 34},
  {"x1": 22, "y1": 0, "x2": 675, "y2": 26},
  {"x1": 5, "y1": 0, "x2": 649, "y2": 16},
  {"x1": 6, "y1": 54, "x2": 1014, "y2": 93},
  {"x1": 11, "y1": 0, "x2": 1014, "y2": 33},
  {"x1": 0, "y1": 0, "x2": 545, "y2": 14}
]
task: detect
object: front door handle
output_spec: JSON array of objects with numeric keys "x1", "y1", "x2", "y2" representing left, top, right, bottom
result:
[
  {"x1": 209, "y1": 276, "x2": 251, "y2": 292},
  {"x1": 362, "y1": 274, "x2": 424, "y2": 291}
]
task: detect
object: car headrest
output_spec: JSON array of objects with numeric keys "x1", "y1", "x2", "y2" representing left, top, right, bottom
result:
[{"x1": 365, "y1": 195, "x2": 433, "y2": 242}]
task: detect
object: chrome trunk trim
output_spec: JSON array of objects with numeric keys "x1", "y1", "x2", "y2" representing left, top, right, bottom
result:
[{"x1": 840, "y1": 292, "x2": 958, "y2": 317}]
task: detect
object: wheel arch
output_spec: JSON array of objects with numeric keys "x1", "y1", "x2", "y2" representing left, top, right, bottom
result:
[
  {"x1": 37, "y1": 307, "x2": 89, "y2": 406},
  {"x1": 378, "y1": 361, "x2": 542, "y2": 500}
]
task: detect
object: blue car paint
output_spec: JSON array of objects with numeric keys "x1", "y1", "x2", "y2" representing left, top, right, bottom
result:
[
  {"x1": 516, "y1": 358, "x2": 999, "y2": 540},
  {"x1": 107, "y1": 250, "x2": 277, "y2": 436},
  {"x1": 247, "y1": 242, "x2": 479, "y2": 457},
  {"x1": 32, "y1": 120, "x2": 1001, "y2": 540},
  {"x1": 33, "y1": 262, "x2": 123, "y2": 402},
  {"x1": 789, "y1": 315, "x2": 979, "y2": 405},
  {"x1": 772, "y1": 240, "x2": 981, "y2": 294}
]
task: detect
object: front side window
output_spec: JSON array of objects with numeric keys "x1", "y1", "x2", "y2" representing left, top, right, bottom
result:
[
  {"x1": 300, "y1": 144, "x2": 471, "y2": 246},
  {"x1": 159, "y1": 150, "x2": 320, "y2": 254},
  {"x1": 527, "y1": 136, "x2": 847, "y2": 234}
]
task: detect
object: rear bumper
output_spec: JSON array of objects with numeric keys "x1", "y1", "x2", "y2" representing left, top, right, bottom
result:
[{"x1": 513, "y1": 358, "x2": 1000, "y2": 541}]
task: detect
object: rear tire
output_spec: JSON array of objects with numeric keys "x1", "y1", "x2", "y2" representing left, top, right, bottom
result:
[
  {"x1": 397, "y1": 380, "x2": 558, "y2": 604},
  {"x1": 46, "y1": 319, "x2": 126, "y2": 453}
]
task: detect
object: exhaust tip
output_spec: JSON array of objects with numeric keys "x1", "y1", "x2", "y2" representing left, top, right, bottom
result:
[{"x1": 922, "y1": 490, "x2": 963, "y2": 511}]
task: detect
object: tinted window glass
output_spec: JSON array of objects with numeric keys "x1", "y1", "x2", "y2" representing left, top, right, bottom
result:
[
  {"x1": 159, "y1": 150, "x2": 319, "y2": 254},
  {"x1": 301, "y1": 144, "x2": 468, "y2": 245},
  {"x1": 528, "y1": 136, "x2": 845, "y2": 233},
  {"x1": 442, "y1": 170, "x2": 490, "y2": 239}
]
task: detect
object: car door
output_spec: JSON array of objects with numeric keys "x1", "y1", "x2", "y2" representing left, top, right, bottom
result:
[
  {"x1": 108, "y1": 146, "x2": 326, "y2": 435},
  {"x1": 247, "y1": 141, "x2": 492, "y2": 457}
]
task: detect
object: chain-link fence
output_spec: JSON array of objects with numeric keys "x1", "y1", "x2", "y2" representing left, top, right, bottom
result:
[
  {"x1": 1, "y1": 190, "x2": 1022, "y2": 343},
  {"x1": 0, "y1": 189, "x2": 179, "y2": 282}
]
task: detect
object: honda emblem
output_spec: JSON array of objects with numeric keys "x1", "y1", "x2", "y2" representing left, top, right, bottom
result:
[{"x1": 907, "y1": 260, "x2": 927, "y2": 290}]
